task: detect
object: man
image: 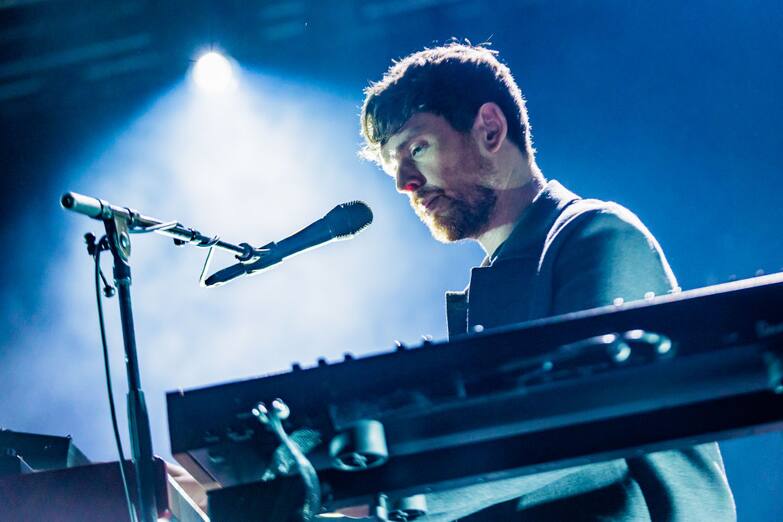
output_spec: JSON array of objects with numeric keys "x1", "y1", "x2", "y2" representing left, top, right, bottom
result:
[{"x1": 360, "y1": 43, "x2": 735, "y2": 521}]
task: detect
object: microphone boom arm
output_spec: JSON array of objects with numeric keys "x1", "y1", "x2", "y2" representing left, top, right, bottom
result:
[
  {"x1": 62, "y1": 191, "x2": 255, "y2": 258},
  {"x1": 62, "y1": 191, "x2": 373, "y2": 289},
  {"x1": 62, "y1": 191, "x2": 280, "y2": 286}
]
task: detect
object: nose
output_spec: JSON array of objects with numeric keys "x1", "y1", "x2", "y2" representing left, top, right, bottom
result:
[{"x1": 395, "y1": 161, "x2": 425, "y2": 193}]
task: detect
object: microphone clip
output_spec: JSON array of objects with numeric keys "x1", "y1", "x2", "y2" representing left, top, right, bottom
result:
[{"x1": 199, "y1": 241, "x2": 277, "y2": 288}]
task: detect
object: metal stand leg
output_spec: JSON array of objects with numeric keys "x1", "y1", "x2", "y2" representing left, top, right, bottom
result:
[{"x1": 104, "y1": 216, "x2": 158, "y2": 522}]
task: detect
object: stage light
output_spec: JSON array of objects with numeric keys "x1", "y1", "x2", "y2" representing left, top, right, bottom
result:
[{"x1": 192, "y1": 50, "x2": 236, "y2": 93}]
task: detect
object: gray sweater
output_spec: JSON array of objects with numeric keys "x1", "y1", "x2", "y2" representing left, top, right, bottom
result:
[{"x1": 428, "y1": 180, "x2": 735, "y2": 521}]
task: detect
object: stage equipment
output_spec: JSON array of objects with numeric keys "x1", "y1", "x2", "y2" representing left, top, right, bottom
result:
[
  {"x1": 0, "y1": 454, "x2": 206, "y2": 521},
  {"x1": 167, "y1": 273, "x2": 783, "y2": 521},
  {"x1": 61, "y1": 191, "x2": 372, "y2": 522},
  {"x1": 0, "y1": 430, "x2": 204, "y2": 520},
  {"x1": 0, "y1": 430, "x2": 89, "y2": 478}
]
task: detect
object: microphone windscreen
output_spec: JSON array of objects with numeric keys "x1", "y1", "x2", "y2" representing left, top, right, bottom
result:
[{"x1": 325, "y1": 201, "x2": 373, "y2": 238}]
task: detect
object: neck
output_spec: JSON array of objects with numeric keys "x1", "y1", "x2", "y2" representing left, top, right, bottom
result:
[{"x1": 476, "y1": 160, "x2": 545, "y2": 257}]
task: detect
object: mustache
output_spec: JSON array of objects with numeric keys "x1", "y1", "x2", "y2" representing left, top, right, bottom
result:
[{"x1": 412, "y1": 188, "x2": 447, "y2": 208}]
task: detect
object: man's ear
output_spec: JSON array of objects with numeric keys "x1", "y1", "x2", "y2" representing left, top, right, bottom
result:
[{"x1": 473, "y1": 102, "x2": 508, "y2": 154}]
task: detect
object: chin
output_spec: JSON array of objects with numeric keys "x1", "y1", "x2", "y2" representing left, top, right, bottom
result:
[
  {"x1": 430, "y1": 228, "x2": 460, "y2": 243},
  {"x1": 428, "y1": 218, "x2": 471, "y2": 243},
  {"x1": 415, "y1": 201, "x2": 486, "y2": 243},
  {"x1": 415, "y1": 189, "x2": 496, "y2": 244}
]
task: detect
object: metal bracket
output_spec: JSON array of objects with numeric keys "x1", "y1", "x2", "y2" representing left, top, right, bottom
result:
[
  {"x1": 253, "y1": 399, "x2": 322, "y2": 521},
  {"x1": 108, "y1": 214, "x2": 132, "y2": 264}
]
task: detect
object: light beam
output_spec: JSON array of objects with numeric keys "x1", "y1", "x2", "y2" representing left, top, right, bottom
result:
[{"x1": 192, "y1": 50, "x2": 237, "y2": 93}]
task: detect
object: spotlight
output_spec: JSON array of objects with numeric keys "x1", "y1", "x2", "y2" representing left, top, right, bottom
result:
[{"x1": 192, "y1": 50, "x2": 237, "y2": 93}]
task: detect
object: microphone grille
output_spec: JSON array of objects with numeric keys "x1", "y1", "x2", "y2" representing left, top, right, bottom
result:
[{"x1": 326, "y1": 201, "x2": 374, "y2": 239}]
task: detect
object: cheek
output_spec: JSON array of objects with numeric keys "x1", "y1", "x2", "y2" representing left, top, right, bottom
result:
[
  {"x1": 422, "y1": 165, "x2": 444, "y2": 186},
  {"x1": 424, "y1": 150, "x2": 459, "y2": 185}
]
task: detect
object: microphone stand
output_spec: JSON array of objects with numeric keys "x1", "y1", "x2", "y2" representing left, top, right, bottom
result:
[
  {"x1": 62, "y1": 191, "x2": 363, "y2": 521},
  {"x1": 63, "y1": 191, "x2": 266, "y2": 522},
  {"x1": 102, "y1": 213, "x2": 158, "y2": 522}
]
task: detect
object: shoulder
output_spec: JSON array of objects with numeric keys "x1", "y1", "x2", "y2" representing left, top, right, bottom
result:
[
  {"x1": 545, "y1": 198, "x2": 671, "y2": 273},
  {"x1": 549, "y1": 198, "x2": 654, "y2": 246},
  {"x1": 541, "y1": 197, "x2": 679, "y2": 314}
]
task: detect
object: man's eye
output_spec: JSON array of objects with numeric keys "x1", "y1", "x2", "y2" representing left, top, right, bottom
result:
[{"x1": 411, "y1": 143, "x2": 427, "y2": 158}]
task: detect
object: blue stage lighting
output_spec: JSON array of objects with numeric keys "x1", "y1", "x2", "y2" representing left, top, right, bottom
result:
[{"x1": 192, "y1": 50, "x2": 236, "y2": 93}]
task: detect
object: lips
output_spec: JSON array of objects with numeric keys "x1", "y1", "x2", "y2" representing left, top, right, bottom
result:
[{"x1": 422, "y1": 194, "x2": 443, "y2": 211}]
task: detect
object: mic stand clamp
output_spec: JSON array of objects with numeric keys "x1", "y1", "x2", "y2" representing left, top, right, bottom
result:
[
  {"x1": 102, "y1": 213, "x2": 159, "y2": 522},
  {"x1": 199, "y1": 242, "x2": 278, "y2": 288}
]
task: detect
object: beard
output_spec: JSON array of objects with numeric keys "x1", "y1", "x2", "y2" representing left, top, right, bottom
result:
[{"x1": 412, "y1": 183, "x2": 497, "y2": 242}]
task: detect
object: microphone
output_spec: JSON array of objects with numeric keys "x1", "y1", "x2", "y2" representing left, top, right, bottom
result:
[{"x1": 204, "y1": 201, "x2": 373, "y2": 287}]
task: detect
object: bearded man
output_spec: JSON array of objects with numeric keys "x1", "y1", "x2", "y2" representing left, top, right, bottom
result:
[{"x1": 360, "y1": 43, "x2": 735, "y2": 521}]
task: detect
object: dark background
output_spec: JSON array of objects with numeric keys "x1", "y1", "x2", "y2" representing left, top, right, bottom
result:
[{"x1": 1, "y1": 1, "x2": 781, "y2": 519}]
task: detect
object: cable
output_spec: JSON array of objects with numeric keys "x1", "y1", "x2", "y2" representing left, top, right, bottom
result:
[{"x1": 94, "y1": 238, "x2": 137, "y2": 522}]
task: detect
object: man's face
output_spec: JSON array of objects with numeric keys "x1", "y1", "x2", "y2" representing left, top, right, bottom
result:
[{"x1": 379, "y1": 112, "x2": 497, "y2": 242}]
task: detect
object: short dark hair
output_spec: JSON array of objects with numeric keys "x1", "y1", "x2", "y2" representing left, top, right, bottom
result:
[{"x1": 360, "y1": 43, "x2": 534, "y2": 162}]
